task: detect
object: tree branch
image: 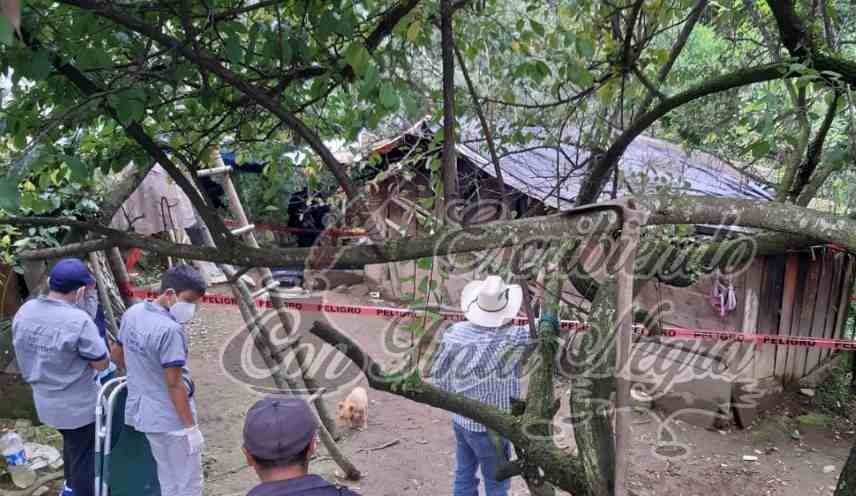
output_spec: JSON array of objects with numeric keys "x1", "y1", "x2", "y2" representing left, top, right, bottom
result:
[
  {"x1": 453, "y1": 41, "x2": 507, "y2": 209},
  {"x1": 637, "y1": 0, "x2": 707, "y2": 112},
  {"x1": 10, "y1": 203, "x2": 625, "y2": 267},
  {"x1": 28, "y1": 30, "x2": 232, "y2": 243},
  {"x1": 308, "y1": 321, "x2": 591, "y2": 495},
  {"x1": 56, "y1": 0, "x2": 356, "y2": 201},
  {"x1": 440, "y1": 0, "x2": 459, "y2": 216},
  {"x1": 790, "y1": 91, "x2": 840, "y2": 204},
  {"x1": 643, "y1": 195, "x2": 856, "y2": 251},
  {"x1": 575, "y1": 64, "x2": 789, "y2": 205}
]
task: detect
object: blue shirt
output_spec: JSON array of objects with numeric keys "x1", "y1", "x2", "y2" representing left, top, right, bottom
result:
[
  {"x1": 118, "y1": 301, "x2": 196, "y2": 433},
  {"x1": 429, "y1": 321, "x2": 534, "y2": 432},
  {"x1": 247, "y1": 475, "x2": 361, "y2": 496},
  {"x1": 12, "y1": 297, "x2": 108, "y2": 430}
]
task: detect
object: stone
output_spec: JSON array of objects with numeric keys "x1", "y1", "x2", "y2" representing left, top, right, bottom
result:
[
  {"x1": 823, "y1": 465, "x2": 836, "y2": 474},
  {"x1": 799, "y1": 388, "x2": 815, "y2": 398},
  {"x1": 742, "y1": 455, "x2": 758, "y2": 462}
]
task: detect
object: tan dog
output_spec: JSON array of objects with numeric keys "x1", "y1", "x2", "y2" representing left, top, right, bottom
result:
[{"x1": 337, "y1": 387, "x2": 368, "y2": 429}]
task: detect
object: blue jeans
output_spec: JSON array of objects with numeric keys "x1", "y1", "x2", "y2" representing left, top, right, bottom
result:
[{"x1": 453, "y1": 423, "x2": 511, "y2": 496}]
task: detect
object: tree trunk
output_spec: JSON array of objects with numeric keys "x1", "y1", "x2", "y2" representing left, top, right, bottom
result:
[
  {"x1": 440, "y1": 0, "x2": 459, "y2": 220},
  {"x1": 565, "y1": 278, "x2": 617, "y2": 496}
]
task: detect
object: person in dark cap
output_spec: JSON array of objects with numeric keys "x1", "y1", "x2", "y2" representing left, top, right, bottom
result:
[
  {"x1": 12, "y1": 258, "x2": 111, "y2": 496},
  {"x1": 242, "y1": 397, "x2": 361, "y2": 496}
]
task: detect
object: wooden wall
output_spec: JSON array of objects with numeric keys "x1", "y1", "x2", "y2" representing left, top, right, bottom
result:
[
  {"x1": 635, "y1": 249, "x2": 853, "y2": 385},
  {"x1": 766, "y1": 250, "x2": 854, "y2": 384}
]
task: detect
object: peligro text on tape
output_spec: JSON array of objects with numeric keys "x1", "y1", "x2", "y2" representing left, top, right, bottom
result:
[{"x1": 121, "y1": 288, "x2": 856, "y2": 350}]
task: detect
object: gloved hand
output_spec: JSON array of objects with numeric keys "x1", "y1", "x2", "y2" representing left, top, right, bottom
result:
[{"x1": 168, "y1": 425, "x2": 205, "y2": 454}]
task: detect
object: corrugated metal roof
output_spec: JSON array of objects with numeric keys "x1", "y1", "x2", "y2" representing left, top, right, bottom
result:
[{"x1": 370, "y1": 120, "x2": 772, "y2": 210}]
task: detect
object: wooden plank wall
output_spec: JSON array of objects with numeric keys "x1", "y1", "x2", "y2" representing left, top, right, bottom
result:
[
  {"x1": 766, "y1": 250, "x2": 853, "y2": 385},
  {"x1": 632, "y1": 250, "x2": 852, "y2": 386},
  {"x1": 752, "y1": 256, "x2": 785, "y2": 380}
]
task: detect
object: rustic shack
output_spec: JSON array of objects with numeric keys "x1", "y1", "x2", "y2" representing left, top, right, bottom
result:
[{"x1": 355, "y1": 119, "x2": 854, "y2": 424}]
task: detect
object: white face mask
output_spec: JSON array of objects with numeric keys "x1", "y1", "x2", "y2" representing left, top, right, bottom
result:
[{"x1": 170, "y1": 302, "x2": 196, "y2": 323}]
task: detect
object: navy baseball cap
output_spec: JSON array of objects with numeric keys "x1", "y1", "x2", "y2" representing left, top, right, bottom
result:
[
  {"x1": 243, "y1": 397, "x2": 317, "y2": 460},
  {"x1": 48, "y1": 258, "x2": 94, "y2": 293}
]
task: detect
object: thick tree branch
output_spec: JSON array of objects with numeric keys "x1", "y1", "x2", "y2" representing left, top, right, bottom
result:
[
  {"x1": 575, "y1": 64, "x2": 788, "y2": 205},
  {"x1": 440, "y1": 0, "x2": 459, "y2": 215},
  {"x1": 765, "y1": 0, "x2": 856, "y2": 89},
  {"x1": 790, "y1": 92, "x2": 840, "y2": 204},
  {"x1": 643, "y1": 195, "x2": 856, "y2": 251},
  {"x1": 308, "y1": 321, "x2": 591, "y2": 495},
  {"x1": 8, "y1": 203, "x2": 625, "y2": 266}
]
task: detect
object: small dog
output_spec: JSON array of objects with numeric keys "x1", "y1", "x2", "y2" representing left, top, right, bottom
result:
[{"x1": 337, "y1": 387, "x2": 368, "y2": 429}]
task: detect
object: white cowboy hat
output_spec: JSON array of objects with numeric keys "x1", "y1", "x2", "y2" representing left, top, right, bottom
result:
[{"x1": 461, "y1": 276, "x2": 523, "y2": 328}]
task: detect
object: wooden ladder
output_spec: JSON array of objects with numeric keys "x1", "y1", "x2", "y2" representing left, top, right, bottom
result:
[{"x1": 198, "y1": 148, "x2": 298, "y2": 299}]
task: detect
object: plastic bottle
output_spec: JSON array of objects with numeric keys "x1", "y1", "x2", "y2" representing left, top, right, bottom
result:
[{"x1": 1, "y1": 431, "x2": 36, "y2": 488}]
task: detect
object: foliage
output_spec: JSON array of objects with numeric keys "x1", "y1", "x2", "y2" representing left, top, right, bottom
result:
[{"x1": 814, "y1": 353, "x2": 855, "y2": 417}]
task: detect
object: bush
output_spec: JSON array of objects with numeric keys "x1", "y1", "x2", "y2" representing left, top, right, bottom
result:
[{"x1": 815, "y1": 353, "x2": 855, "y2": 416}]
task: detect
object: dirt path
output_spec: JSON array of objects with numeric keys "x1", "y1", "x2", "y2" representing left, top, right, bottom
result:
[{"x1": 186, "y1": 290, "x2": 853, "y2": 496}]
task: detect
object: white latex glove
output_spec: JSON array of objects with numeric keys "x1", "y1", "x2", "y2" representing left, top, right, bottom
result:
[{"x1": 168, "y1": 425, "x2": 205, "y2": 454}]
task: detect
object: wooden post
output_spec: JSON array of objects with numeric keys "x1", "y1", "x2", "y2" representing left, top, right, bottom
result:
[
  {"x1": 107, "y1": 247, "x2": 136, "y2": 306},
  {"x1": 89, "y1": 252, "x2": 120, "y2": 339},
  {"x1": 614, "y1": 204, "x2": 642, "y2": 496}
]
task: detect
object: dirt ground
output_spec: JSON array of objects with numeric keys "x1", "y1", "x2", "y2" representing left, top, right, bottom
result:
[{"x1": 185, "y1": 288, "x2": 854, "y2": 496}]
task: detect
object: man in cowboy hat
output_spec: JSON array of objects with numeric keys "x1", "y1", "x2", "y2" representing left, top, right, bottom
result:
[{"x1": 430, "y1": 275, "x2": 534, "y2": 496}]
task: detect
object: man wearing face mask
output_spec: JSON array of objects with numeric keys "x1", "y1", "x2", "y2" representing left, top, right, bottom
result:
[
  {"x1": 111, "y1": 264, "x2": 207, "y2": 496},
  {"x1": 12, "y1": 258, "x2": 110, "y2": 496}
]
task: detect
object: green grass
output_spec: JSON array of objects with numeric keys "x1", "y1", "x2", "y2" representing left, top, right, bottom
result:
[{"x1": 796, "y1": 413, "x2": 834, "y2": 426}]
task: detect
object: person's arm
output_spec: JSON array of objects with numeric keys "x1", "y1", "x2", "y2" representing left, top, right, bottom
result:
[
  {"x1": 427, "y1": 337, "x2": 454, "y2": 392},
  {"x1": 110, "y1": 342, "x2": 125, "y2": 369},
  {"x1": 164, "y1": 367, "x2": 195, "y2": 428},
  {"x1": 78, "y1": 318, "x2": 110, "y2": 370},
  {"x1": 159, "y1": 329, "x2": 195, "y2": 428}
]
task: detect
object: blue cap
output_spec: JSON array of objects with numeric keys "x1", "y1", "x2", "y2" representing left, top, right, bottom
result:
[
  {"x1": 243, "y1": 397, "x2": 317, "y2": 460},
  {"x1": 48, "y1": 258, "x2": 94, "y2": 293}
]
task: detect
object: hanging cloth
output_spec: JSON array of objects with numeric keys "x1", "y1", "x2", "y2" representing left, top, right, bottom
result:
[{"x1": 710, "y1": 270, "x2": 737, "y2": 317}]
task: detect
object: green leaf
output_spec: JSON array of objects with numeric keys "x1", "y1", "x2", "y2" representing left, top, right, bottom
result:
[
  {"x1": 576, "y1": 36, "x2": 594, "y2": 59},
  {"x1": 529, "y1": 19, "x2": 545, "y2": 37},
  {"x1": 344, "y1": 43, "x2": 371, "y2": 76},
  {"x1": 401, "y1": 91, "x2": 420, "y2": 119},
  {"x1": 28, "y1": 50, "x2": 54, "y2": 80},
  {"x1": 749, "y1": 140, "x2": 771, "y2": 160},
  {"x1": 416, "y1": 257, "x2": 433, "y2": 270},
  {"x1": 0, "y1": 17, "x2": 14, "y2": 46},
  {"x1": 567, "y1": 62, "x2": 593, "y2": 87},
  {"x1": 65, "y1": 156, "x2": 88, "y2": 183},
  {"x1": 0, "y1": 179, "x2": 19, "y2": 210},
  {"x1": 406, "y1": 20, "x2": 421, "y2": 43},
  {"x1": 225, "y1": 35, "x2": 243, "y2": 65},
  {"x1": 379, "y1": 83, "x2": 399, "y2": 111},
  {"x1": 111, "y1": 90, "x2": 146, "y2": 125}
]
